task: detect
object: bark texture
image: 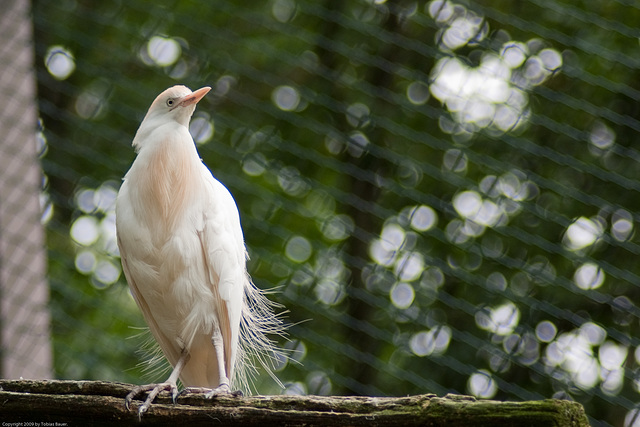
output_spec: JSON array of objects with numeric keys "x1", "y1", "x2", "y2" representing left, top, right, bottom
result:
[{"x1": 0, "y1": 379, "x2": 590, "y2": 426}]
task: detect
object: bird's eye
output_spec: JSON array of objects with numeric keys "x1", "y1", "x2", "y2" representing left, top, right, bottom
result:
[{"x1": 166, "y1": 99, "x2": 174, "y2": 107}]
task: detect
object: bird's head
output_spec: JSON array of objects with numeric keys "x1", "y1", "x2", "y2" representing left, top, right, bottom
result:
[
  {"x1": 144, "y1": 85, "x2": 211, "y2": 128},
  {"x1": 132, "y1": 85, "x2": 211, "y2": 151}
]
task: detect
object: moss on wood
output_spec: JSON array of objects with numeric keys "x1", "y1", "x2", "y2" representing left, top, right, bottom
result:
[{"x1": 0, "y1": 380, "x2": 590, "y2": 426}]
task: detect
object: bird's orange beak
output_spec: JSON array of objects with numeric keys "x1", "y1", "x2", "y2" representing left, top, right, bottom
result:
[{"x1": 179, "y1": 86, "x2": 211, "y2": 108}]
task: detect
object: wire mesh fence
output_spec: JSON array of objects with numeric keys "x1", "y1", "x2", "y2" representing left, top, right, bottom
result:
[
  {"x1": 0, "y1": 0, "x2": 52, "y2": 381},
  {"x1": 7, "y1": 0, "x2": 640, "y2": 425}
]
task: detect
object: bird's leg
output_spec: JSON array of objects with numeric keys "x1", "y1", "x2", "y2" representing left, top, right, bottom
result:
[
  {"x1": 125, "y1": 349, "x2": 190, "y2": 419},
  {"x1": 181, "y1": 321, "x2": 242, "y2": 398},
  {"x1": 205, "y1": 321, "x2": 234, "y2": 397}
]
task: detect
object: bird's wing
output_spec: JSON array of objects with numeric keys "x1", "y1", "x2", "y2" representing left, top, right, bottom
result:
[
  {"x1": 116, "y1": 174, "x2": 181, "y2": 372},
  {"x1": 116, "y1": 192, "x2": 183, "y2": 373},
  {"x1": 196, "y1": 168, "x2": 245, "y2": 382}
]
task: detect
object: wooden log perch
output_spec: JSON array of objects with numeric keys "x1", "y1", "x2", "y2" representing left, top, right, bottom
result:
[{"x1": 0, "y1": 379, "x2": 589, "y2": 426}]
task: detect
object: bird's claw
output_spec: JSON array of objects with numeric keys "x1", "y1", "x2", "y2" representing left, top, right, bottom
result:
[
  {"x1": 204, "y1": 383, "x2": 231, "y2": 399},
  {"x1": 125, "y1": 382, "x2": 179, "y2": 419}
]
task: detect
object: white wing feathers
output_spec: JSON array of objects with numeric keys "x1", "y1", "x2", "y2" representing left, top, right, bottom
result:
[
  {"x1": 197, "y1": 164, "x2": 286, "y2": 392},
  {"x1": 195, "y1": 168, "x2": 244, "y2": 384}
]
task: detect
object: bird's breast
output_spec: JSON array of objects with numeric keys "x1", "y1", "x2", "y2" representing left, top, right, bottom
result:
[{"x1": 132, "y1": 137, "x2": 202, "y2": 237}]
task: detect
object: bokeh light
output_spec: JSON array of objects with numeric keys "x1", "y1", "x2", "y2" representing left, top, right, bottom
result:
[
  {"x1": 272, "y1": 85, "x2": 301, "y2": 111},
  {"x1": 146, "y1": 36, "x2": 181, "y2": 67},
  {"x1": 44, "y1": 45, "x2": 75, "y2": 80},
  {"x1": 468, "y1": 370, "x2": 497, "y2": 399}
]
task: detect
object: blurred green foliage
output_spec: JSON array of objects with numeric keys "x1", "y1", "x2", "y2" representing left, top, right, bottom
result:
[{"x1": 33, "y1": 0, "x2": 640, "y2": 425}]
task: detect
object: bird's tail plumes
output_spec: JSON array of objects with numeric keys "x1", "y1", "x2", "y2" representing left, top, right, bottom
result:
[
  {"x1": 233, "y1": 275, "x2": 289, "y2": 394},
  {"x1": 129, "y1": 326, "x2": 172, "y2": 382}
]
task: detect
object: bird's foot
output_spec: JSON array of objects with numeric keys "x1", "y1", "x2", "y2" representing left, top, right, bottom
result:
[
  {"x1": 125, "y1": 381, "x2": 179, "y2": 420},
  {"x1": 181, "y1": 383, "x2": 243, "y2": 399},
  {"x1": 205, "y1": 383, "x2": 244, "y2": 398}
]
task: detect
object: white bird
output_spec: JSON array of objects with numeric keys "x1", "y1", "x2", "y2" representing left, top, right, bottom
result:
[{"x1": 116, "y1": 85, "x2": 285, "y2": 416}]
